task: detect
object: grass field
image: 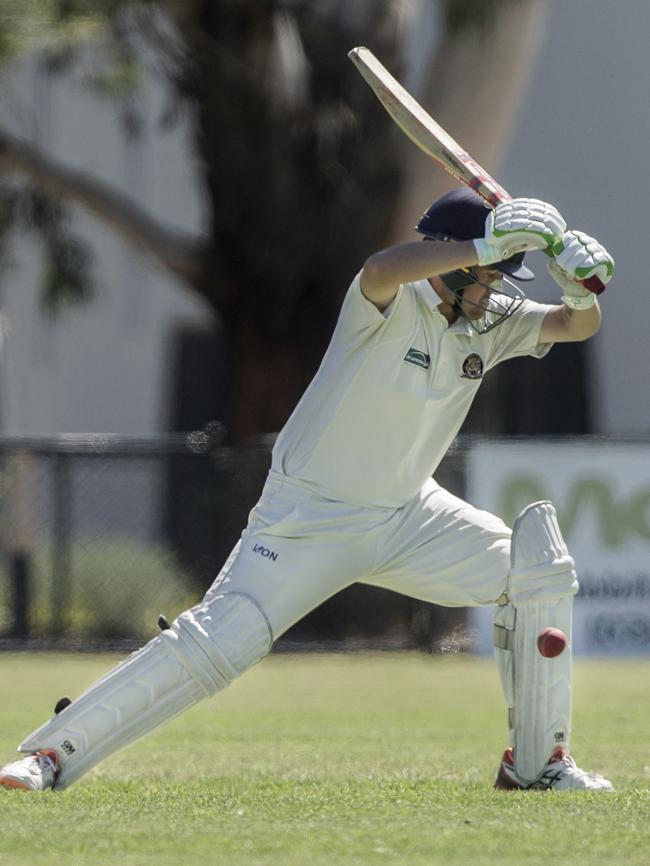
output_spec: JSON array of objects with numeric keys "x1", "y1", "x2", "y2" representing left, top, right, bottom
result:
[{"x1": 1, "y1": 651, "x2": 649, "y2": 866}]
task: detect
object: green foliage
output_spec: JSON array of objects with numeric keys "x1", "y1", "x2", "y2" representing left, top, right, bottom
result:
[
  {"x1": 0, "y1": 3, "x2": 160, "y2": 312},
  {"x1": 0, "y1": 0, "x2": 102, "y2": 67},
  {"x1": 0, "y1": 653, "x2": 648, "y2": 865},
  {"x1": 0, "y1": 536, "x2": 195, "y2": 638},
  {"x1": 0, "y1": 184, "x2": 94, "y2": 312},
  {"x1": 0, "y1": 0, "x2": 153, "y2": 93}
]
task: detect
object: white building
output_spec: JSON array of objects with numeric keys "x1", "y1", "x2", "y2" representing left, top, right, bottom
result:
[
  {"x1": 0, "y1": 47, "x2": 212, "y2": 436},
  {"x1": 502, "y1": 0, "x2": 650, "y2": 434}
]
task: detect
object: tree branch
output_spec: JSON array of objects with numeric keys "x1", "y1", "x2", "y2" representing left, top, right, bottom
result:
[{"x1": 0, "y1": 126, "x2": 209, "y2": 292}]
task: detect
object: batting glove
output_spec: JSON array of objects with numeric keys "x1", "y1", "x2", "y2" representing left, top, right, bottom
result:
[
  {"x1": 473, "y1": 198, "x2": 566, "y2": 266},
  {"x1": 549, "y1": 230, "x2": 614, "y2": 309}
]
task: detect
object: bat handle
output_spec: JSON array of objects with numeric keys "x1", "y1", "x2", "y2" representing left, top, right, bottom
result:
[
  {"x1": 580, "y1": 275, "x2": 606, "y2": 295},
  {"x1": 542, "y1": 248, "x2": 606, "y2": 295}
]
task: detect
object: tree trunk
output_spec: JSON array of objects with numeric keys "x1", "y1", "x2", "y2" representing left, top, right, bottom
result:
[
  {"x1": 224, "y1": 316, "x2": 307, "y2": 442},
  {"x1": 180, "y1": 0, "x2": 405, "y2": 441}
]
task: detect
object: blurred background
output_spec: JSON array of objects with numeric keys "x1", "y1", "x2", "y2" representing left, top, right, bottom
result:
[{"x1": 0, "y1": 0, "x2": 647, "y2": 652}]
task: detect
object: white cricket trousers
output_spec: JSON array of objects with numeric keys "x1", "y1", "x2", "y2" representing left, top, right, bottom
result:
[{"x1": 205, "y1": 471, "x2": 512, "y2": 639}]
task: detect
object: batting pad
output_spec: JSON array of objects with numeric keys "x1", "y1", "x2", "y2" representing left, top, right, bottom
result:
[
  {"x1": 494, "y1": 501, "x2": 578, "y2": 783},
  {"x1": 19, "y1": 592, "x2": 273, "y2": 789}
]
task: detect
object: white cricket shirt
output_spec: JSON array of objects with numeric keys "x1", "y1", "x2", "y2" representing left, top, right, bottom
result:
[{"x1": 272, "y1": 273, "x2": 552, "y2": 508}]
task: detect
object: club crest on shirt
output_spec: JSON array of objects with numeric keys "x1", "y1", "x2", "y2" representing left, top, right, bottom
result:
[
  {"x1": 404, "y1": 347, "x2": 430, "y2": 370},
  {"x1": 461, "y1": 353, "x2": 484, "y2": 379}
]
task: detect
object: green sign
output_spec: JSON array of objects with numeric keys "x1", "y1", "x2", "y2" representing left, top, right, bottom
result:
[{"x1": 497, "y1": 476, "x2": 650, "y2": 547}]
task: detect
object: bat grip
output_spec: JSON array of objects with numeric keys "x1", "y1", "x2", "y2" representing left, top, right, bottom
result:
[
  {"x1": 580, "y1": 275, "x2": 606, "y2": 295},
  {"x1": 542, "y1": 248, "x2": 606, "y2": 295}
]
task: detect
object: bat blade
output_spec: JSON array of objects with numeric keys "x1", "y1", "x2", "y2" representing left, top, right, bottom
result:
[{"x1": 348, "y1": 46, "x2": 510, "y2": 207}]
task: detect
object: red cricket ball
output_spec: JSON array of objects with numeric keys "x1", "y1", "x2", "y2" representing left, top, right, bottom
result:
[{"x1": 537, "y1": 627, "x2": 567, "y2": 658}]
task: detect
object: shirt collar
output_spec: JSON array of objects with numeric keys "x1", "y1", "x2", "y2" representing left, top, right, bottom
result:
[
  {"x1": 447, "y1": 316, "x2": 474, "y2": 335},
  {"x1": 415, "y1": 279, "x2": 477, "y2": 336},
  {"x1": 417, "y1": 278, "x2": 440, "y2": 310}
]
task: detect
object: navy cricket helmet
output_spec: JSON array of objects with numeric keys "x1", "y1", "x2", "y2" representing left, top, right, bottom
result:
[{"x1": 415, "y1": 188, "x2": 535, "y2": 281}]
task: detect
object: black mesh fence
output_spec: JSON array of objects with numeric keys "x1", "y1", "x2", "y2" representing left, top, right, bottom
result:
[{"x1": 0, "y1": 434, "x2": 467, "y2": 652}]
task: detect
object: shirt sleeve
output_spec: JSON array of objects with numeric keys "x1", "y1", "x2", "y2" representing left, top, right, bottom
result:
[
  {"x1": 334, "y1": 271, "x2": 414, "y2": 344},
  {"x1": 486, "y1": 298, "x2": 554, "y2": 368}
]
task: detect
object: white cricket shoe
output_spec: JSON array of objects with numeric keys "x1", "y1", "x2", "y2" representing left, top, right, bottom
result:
[
  {"x1": 0, "y1": 750, "x2": 59, "y2": 791},
  {"x1": 494, "y1": 746, "x2": 614, "y2": 791}
]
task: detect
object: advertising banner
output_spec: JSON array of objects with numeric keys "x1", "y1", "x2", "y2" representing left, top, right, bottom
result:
[{"x1": 466, "y1": 441, "x2": 650, "y2": 656}]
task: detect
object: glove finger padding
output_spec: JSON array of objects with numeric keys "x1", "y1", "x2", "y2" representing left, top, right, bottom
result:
[
  {"x1": 551, "y1": 230, "x2": 615, "y2": 285},
  {"x1": 474, "y1": 198, "x2": 566, "y2": 266},
  {"x1": 489, "y1": 198, "x2": 566, "y2": 250},
  {"x1": 548, "y1": 258, "x2": 596, "y2": 310},
  {"x1": 547, "y1": 259, "x2": 581, "y2": 292}
]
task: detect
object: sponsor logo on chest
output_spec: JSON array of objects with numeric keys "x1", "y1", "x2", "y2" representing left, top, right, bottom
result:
[{"x1": 404, "y1": 347, "x2": 430, "y2": 370}]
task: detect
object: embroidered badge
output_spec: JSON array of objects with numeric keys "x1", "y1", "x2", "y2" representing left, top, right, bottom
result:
[
  {"x1": 461, "y1": 353, "x2": 484, "y2": 379},
  {"x1": 404, "y1": 348, "x2": 430, "y2": 370}
]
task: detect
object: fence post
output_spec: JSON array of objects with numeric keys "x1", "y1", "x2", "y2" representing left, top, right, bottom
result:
[
  {"x1": 6, "y1": 450, "x2": 33, "y2": 638},
  {"x1": 52, "y1": 452, "x2": 72, "y2": 637}
]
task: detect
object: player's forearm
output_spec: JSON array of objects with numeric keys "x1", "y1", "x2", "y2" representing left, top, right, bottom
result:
[
  {"x1": 360, "y1": 240, "x2": 477, "y2": 308},
  {"x1": 562, "y1": 301, "x2": 602, "y2": 341},
  {"x1": 539, "y1": 299, "x2": 602, "y2": 344},
  {"x1": 570, "y1": 301, "x2": 601, "y2": 338}
]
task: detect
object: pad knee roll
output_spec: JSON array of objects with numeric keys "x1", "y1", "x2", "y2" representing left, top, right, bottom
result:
[
  {"x1": 19, "y1": 592, "x2": 273, "y2": 789},
  {"x1": 165, "y1": 592, "x2": 273, "y2": 695},
  {"x1": 507, "y1": 501, "x2": 578, "y2": 605}
]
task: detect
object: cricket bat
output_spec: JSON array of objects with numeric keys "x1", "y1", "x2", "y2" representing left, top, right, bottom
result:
[{"x1": 348, "y1": 46, "x2": 605, "y2": 294}]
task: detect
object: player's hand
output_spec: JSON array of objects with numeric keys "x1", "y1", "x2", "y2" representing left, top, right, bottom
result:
[
  {"x1": 473, "y1": 198, "x2": 566, "y2": 266},
  {"x1": 549, "y1": 230, "x2": 614, "y2": 307}
]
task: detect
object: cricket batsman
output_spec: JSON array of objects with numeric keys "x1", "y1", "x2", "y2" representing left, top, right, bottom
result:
[{"x1": 0, "y1": 189, "x2": 615, "y2": 792}]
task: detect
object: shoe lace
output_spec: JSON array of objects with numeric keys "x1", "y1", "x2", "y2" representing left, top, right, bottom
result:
[
  {"x1": 527, "y1": 751, "x2": 578, "y2": 789},
  {"x1": 35, "y1": 752, "x2": 58, "y2": 776},
  {"x1": 549, "y1": 748, "x2": 577, "y2": 770}
]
